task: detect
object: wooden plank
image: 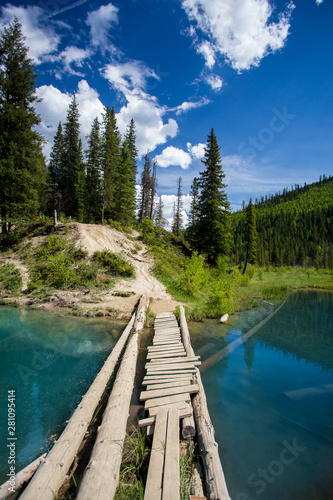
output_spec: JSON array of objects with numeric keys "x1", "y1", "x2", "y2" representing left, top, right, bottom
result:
[
  {"x1": 145, "y1": 369, "x2": 196, "y2": 376},
  {"x1": 145, "y1": 393, "x2": 191, "y2": 409},
  {"x1": 149, "y1": 358, "x2": 201, "y2": 365},
  {"x1": 144, "y1": 409, "x2": 167, "y2": 500},
  {"x1": 146, "y1": 363, "x2": 197, "y2": 372},
  {"x1": 143, "y1": 377, "x2": 193, "y2": 386},
  {"x1": 139, "y1": 404, "x2": 192, "y2": 427},
  {"x1": 146, "y1": 380, "x2": 190, "y2": 391},
  {"x1": 140, "y1": 384, "x2": 199, "y2": 401},
  {"x1": 148, "y1": 347, "x2": 185, "y2": 353},
  {"x1": 143, "y1": 374, "x2": 193, "y2": 384},
  {"x1": 147, "y1": 352, "x2": 186, "y2": 360},
  {"x1": 153, "y1": 340, "x2": 181, "y2": 345},
  {"x1": 162, "y1": 407, "x2": 180, "y2": 500},
  {"x1": 144, "y1": 372, "x2": 194, "y2": 380},
  {"x1": 149, "y1": 402, "x2": 192, "y2": 418}
]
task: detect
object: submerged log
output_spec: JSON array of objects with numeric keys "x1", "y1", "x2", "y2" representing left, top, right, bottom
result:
[
  {"x1": 179, "y1": 306, "x2": 231, "y2": 500},
  {"x1": 201, "y1": 300, "x2": 286, "y2": 373},
  {"x1": 77, "y1": 295, "x2": 149, "y2": 500},
  {"x1": 20, "y1": 308, "x2": 138, "y2": 500}
]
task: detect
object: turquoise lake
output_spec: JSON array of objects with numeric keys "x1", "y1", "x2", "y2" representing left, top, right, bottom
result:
[
  {"x1": 0, "y1": 308, "x2": 126, "y2": 483},
  {"x1": 190, "y1": 291, "x2": 333, "y2": 500},
  {"x1": 0, "y1": 291, "x2": 332, "y2": 498}
]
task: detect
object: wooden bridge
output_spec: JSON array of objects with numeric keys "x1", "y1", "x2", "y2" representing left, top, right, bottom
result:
[{"x1": 1, "y1": 297, "x2": 230, "y2": 500}]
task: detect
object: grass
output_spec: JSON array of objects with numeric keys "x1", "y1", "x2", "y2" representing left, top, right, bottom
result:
[
  {"x1": 115, "y1": 428, "x2": 149, "y2": 500},
  {"x1": 0, "y1": 263, "x2": 22, "y2": 295},
  {"x1": 22, "y1": 235, "x2": 134, "y2": 297}
]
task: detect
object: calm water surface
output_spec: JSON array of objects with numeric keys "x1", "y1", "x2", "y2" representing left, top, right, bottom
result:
[
  {"x1": 190, "y1": 291, "x2": 333, "y2": 500},
  {"x1": 0, "y1": 307, "x2": 126, "y2": 482}
]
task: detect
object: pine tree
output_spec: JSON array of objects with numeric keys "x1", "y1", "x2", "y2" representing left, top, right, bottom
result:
[
  {"x1": 155, "y1": 196, "x2": 166, "y2": 230},
  {"x1": 138, "y1": 154, "x2": 152, "y2": 223},
  {"x1": 48, "y1": 122, "x2": 65, "y2": 214},
  {"x1": 242, "y1": 198, "x2": 257, "y2": 274},
  {"x1": 101, "y1": 106, "x2": 121, "y2": 222},
  {"x1": 197, "y1": 128, "x2": 231, "y2": 263},
  {"x1": 172, "y1": 176, "x2": 184, "y2": 237},
  {"x1": 149, "y1": 162, "x2": 157, "y2": 220},
  {"x1": 186, "y1": 177, "x2": 200, "y2": 247},
  {"x1": 124, "y1": 118, "x2": 138, "y2": 184},
  {"x1": 0, "y1": 17, "x2": 46, "y2": 231},
  {"x1": 85, "y1": 117, "x2": 102, "y2": 223},
  {"x1": 62, "y1": 95, "x2": 83, "y2": 219},
  {"x1": 113, "y1": 141, "x2": 136, "y2": 226}
]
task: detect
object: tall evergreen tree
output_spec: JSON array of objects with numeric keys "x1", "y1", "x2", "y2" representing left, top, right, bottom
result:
[
  {"x1": 149, "y1": 162, "x2": 157, "y2": 220},
  {"x1": 172, "y1": 176, "x2": 184, "y2": 237},
  {"x1": 113, "y1": 141, "x2": 136, "y2": 226},
  {"x1": 186, "y1": 177, "x2": 200, "y2": 247},
  {"x1": 101, "y1": 106, "x2": 121, "y2": 222},
  {"x1": 85, "y1": 117, "x2": 102, "y2": 223},
  {"x1": 124, "y1": 118, "x2": 138, "y2": 183},
  {"x1": 155, "y1": 196, "x2": 167, "y2": 230},
  {"x1": 0, "y1": 18, "x2": 46, "y2": 231},
  {"x1": 48, "y1": 122, "x2": 65, "y2": 214},
  {"x1": 197, "y1": 128, "x2": 231, "y2": 263},
  {"x1": 242, "y1": 198, "x2": 257, "y2": 274},
  {"x1": 62, "y1": 95, "x2": 83, "y2": 219},
  {"x1": 138, "y1": 154, "x2": 152, "y2": 223}
]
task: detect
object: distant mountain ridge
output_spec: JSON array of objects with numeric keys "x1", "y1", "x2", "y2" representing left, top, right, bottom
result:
[{"x1": 232, "y1": 175, "x2": 333, "y2": 268}]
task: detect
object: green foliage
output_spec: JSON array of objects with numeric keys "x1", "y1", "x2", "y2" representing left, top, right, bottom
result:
[
  {"x1": 92, "y1": 250, "x2": 135, "y2": 277},
  {"x1": 0, "y1": 263, "x2": 22, "y2": 293},
  {"x1": 186, "y1": 128, "x2": 231, "y2": 263},
  {"x1": 0, "y1": 18, "x2": 46, "y2": 223},
  {"x1": 115, "y1": 429, "x2": 149, "y2": 500},
  {"x1": 178, "y1": 252, "x2": 207, "y2": 295},
  {"x1": 232, "y1": 176, "x2": 333, "y2": 268}
]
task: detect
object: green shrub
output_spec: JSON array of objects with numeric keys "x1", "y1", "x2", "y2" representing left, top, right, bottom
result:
[
  {"x1": 93, "y1": 250, "x2": 135, "y2": 278},
  {"x1": 178, "y1": 252, "x2": 207, "y2": 295},
  {"x1": 0, "y1": 264, "x2": 22, "y2": 293}
]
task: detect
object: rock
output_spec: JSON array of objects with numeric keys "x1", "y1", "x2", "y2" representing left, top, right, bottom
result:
[{"x1": 220, "y1": 313, "x2": 229, "y2": 323}]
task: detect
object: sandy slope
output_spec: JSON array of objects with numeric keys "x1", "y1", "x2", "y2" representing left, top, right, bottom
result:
[{"x1": 1, "y1": 223, "x2": 182, "y2": 317}]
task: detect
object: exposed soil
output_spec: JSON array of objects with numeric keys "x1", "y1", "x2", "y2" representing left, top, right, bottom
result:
[{"x1": 0, "y1": 223, "x2": 182, "y2": 318}]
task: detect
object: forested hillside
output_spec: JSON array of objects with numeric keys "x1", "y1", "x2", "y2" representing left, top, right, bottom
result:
[{"x1": 232, "y1": 176, "x2": 333, "y2": 268}]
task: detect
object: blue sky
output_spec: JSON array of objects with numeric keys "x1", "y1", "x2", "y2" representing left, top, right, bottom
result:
[{"x1": 0, "y1": 0, "x2": 332, "y2": 223}]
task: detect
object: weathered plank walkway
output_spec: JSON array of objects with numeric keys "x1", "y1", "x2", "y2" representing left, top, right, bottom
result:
[{"x1": 139, "y1": 312, "x2": 201, "y2": 500}]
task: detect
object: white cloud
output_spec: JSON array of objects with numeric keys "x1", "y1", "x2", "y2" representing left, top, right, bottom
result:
[
  {"x1": 103, "y1": 61, "x2": 159, "y2": 95},
  {"x1": 182, "y1": 0, "x2": 295, "y2": 71},
  {"x1": 35, "y1": 80, "x2": 105, "y2": 158},
  {"x1": 154, "y1": 146, "x2": 192, "y2": 169},
  {"x1": 204, "y1": 74, "x2": 223, "y2": 91},
  {"x1": 173, "y1": 97, "x2": 211, "y2": 115},
  {"x1": 57, "y1": 46, "x2": 92, "y2": 73},
  {"x1": 187, "y1": 142, "x2": 206, "y2": 159},
  {"x1": 86, "y1": 3, "x2": 119, "y2": 54},
  {"x1": 159, "y1": 194, "x2": 191, "y2": 229},
  {"x1": 103, "y1": 61, "x2": 178, "y2": 156},
  {"x1": 316, "y1": 0, "x2": 324, "y2": 4},
  {"x1": 197, "y1": 41, "x2": 216, "y2": 68},
  {"x1": 0, "y1": 4, "x2": 60, "y2": 63}
]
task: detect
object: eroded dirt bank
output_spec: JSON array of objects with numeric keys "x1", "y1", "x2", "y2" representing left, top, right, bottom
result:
[{"x1": 0, "y1": 223, "x2": 183, "y2": 318}]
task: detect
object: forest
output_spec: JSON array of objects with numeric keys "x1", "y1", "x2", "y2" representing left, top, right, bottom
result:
[{"x1": 0, "y1": 18, "x2": 332, "y2": 271}]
